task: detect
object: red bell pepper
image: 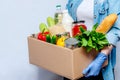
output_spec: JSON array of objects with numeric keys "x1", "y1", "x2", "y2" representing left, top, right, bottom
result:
[{"x1": 37, "y1": 31, "x2": 50, "y2": 41}]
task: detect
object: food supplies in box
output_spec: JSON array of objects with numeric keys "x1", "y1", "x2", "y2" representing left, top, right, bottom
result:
[
  {"x1": 28, "y1": 36, "x2": 108, "y2": 80},
  {"x1": 48, "y1": 24, "x2": 66, "y2": 35}
]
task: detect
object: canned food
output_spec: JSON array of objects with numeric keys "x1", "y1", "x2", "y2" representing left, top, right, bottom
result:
[
  {"x1": 56, "y1": 32, "x2": 70, "y2": 39},
  {"x1": 65, "y1": 37, "x2": 79, "y2": 49}
]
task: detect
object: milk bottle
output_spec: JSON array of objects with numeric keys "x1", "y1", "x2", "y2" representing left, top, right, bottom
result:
[{"x1": 62, "y1": 10, "x2": 74, "y2": 37}]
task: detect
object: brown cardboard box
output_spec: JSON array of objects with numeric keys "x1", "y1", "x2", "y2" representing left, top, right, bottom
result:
[{"x1": 28, "y1": 36, "x2": 108, "y2": 80}]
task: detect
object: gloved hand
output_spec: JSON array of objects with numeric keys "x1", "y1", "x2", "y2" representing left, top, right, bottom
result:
[{"x1": 82, "y1": 52, "x2": 107, "y2": 77}]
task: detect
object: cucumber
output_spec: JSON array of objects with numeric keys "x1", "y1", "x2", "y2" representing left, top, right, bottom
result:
[
  {"x1": 47, "y1": 16, "x2": 55, "y2": 27},
  {"x1": 51, "y1": 35, "x2": 57, "y2": 44},
  {"x1": 46, "y1": 34, "x2": 51, "y2": 43},
  {"x1": 39, "y1": 23, "x2": 48, "y2": 32}
]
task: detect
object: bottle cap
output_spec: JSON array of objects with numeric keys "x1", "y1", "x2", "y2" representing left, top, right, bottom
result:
[{"x1": 56, "y1": 5, "x2": 61, "y2": 9}]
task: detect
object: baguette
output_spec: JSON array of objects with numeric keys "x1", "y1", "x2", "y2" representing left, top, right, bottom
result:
[{"x1": 96, "y1": 13, "x2": 118, "y2": 34}]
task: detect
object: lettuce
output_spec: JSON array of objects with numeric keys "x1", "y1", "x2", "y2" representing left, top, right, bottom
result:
[{"x1": 75, "y1": 23, "x2": 109, "y2": 52}]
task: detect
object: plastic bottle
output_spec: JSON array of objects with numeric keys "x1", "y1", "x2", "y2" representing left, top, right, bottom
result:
[
  {"x1": 48, "y1": 5, "x2": 66, "y2": 35},
  {"x1": 62, "y1": 10, "x2": 74, "y2": 37},
  {"x1": 54, "y1": 5, "x2": 63, "y2": 24}
]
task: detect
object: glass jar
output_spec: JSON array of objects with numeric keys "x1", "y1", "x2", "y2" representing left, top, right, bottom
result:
[{"x1": 72, "y1": 20, "x2": 87, "y2": 37}]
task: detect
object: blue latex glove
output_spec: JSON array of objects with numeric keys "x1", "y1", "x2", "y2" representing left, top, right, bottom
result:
[{"x1": 82, "y1": 52, "x2": 107, "y2": 77}]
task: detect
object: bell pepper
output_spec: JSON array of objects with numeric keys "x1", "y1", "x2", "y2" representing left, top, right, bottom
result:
[
  {"x1": 56, "y1": 36, "x2": 66, "y2": 47},
  {"x1": 37, "y1": 31, "x2": 50, "y2": 41}
]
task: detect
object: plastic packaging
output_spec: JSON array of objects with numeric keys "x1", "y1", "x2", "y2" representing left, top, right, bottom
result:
[{"x1": 49, "y1": 5, "x2": 66, "y2": 35}]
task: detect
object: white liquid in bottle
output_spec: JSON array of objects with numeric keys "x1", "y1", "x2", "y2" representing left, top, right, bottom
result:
[{"x1": 62, "y1": 10, "x2": 74, "y2": 37}]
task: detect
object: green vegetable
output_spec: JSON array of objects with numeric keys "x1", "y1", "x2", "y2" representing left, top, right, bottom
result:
[
  {"x1": 47, "y1": 16, "x2": 55, "y2": 27},
  {"x1": 75, "y1": 23, "x2": 109, "y2": 52},
  {"x1": 51, "y1": 35, "x2": 57, "y2": 44},
  {"x1": 39, "y1": 23, "x2": 48, "y2": 32},
  {"x1": 46, "y1": 35, "x2": 57, "y2": 44},
  {"x1": 46, "y1": 34, "x2": 51, "y2": 43}
]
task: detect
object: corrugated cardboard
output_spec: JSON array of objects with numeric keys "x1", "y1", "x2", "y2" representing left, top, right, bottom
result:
[{"x1": 28, "y1": 36, "x2": 108, "y2": 80}]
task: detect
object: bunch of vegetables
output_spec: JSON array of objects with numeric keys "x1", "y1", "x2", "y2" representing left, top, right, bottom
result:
[
  {"x1": 37, "y1": 30, "x2": 57, "y2": 44},
  {"x1": 37, "y1": 16, "x2": 67, "y2": 46},
  {"x1": 37, "y1": 17, "x2": 57, "y2": 44},
  {"x1": 75, "y1": 13, "x2": 118, "y2": 52},
  {"x1": 75, "y1": 23, "x2": 109, "y2": 52}
]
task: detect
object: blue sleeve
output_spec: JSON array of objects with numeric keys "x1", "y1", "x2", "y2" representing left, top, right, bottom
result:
[
  {"x1": 66, "y1": 0, "x2": 73, "y2": 10},
  {"x1": 106, "y1": 26, "x2": 120, "y2": 46},
  {"x1": 106, "y1": 0, "x2": 120, "y2": 46},
  {"x1": 66, "y1": 0, "x2": 73, "y2": 18}
]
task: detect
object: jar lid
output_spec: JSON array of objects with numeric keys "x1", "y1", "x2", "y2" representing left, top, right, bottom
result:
[{"x1": 72, "y1": 20, "x2": 85, "y2": 24}]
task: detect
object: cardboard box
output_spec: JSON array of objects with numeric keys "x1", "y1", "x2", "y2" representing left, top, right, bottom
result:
[{"x1": 28, "y1": 36, "x2": 108, "y2": 80}]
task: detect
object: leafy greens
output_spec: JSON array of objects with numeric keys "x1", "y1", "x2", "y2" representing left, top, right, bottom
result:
[{"x1": 75, "y1": 23, "x2": 109, "y2": 52}]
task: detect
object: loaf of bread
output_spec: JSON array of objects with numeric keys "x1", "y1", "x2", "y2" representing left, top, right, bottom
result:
[{"x1": 96, "y1": 13, "x2": 118, "y2": 34}]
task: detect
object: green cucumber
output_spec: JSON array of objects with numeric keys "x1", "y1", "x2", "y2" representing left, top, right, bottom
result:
[
  {"x1": 46, "y1": 34, "x2": 51, "y2": 43},
  {"x1": 47, "y1": 17, "x2": 55, "y2": 27},
  {"x1": 51, "y1": 35, "x2": 57, "y2": 44}
]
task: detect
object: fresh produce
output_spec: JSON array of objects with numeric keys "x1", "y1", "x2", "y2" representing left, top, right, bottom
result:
[
  {"x1": 39, "y1": 23, "x2": 48, "y2": 32},
  {"x1": 46, "y1": 34, "x2": 51, "y2": 43},
  {"x1": 51, "y1": 35, "x2": 57, "y2": 44},
  {"x1": 96, "y1": 13, "x2": 118, "y2": 34},
  {"x1": 47, "y1": 16, "x2": 55, "y2": 27},
  {"x1": 37, "y1": 31, "x2": 57, "y2": 44},
  {"x1": 75, "y1": 23, "x2": 109, "y2": 52},
  {"x1": 37, "y1": 31, "x2": 50, "y2": 41},
  {"x1": 56, "y1": 36, "x2": 66, "y2": 47}
]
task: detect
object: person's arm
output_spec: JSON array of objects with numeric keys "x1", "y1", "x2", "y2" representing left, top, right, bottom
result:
[
  {"x1": 106, "y1": 0, "x2": 120, "y2": 46},
  {"x1": 82, "y1": 0, "x2": 120, "y2": 77},
  {"x1": 82, "y1": 26, "x2": 119, "y2": 77}
]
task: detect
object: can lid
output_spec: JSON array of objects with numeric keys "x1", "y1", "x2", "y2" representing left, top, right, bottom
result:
[{"x1": 65, "y1": 37, "x2": 79, "y2": 45}]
